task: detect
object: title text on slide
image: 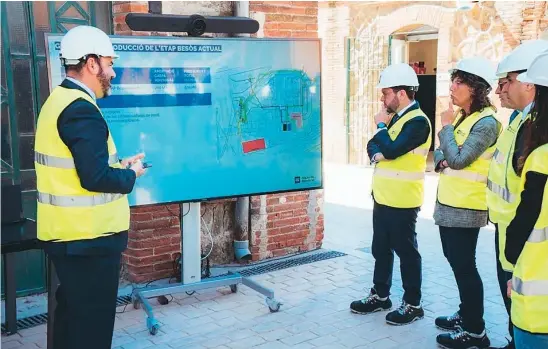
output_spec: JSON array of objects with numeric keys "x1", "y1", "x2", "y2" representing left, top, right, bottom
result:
[{"x1": 54, "y1": 42, "x2": 222, "y2": 53}]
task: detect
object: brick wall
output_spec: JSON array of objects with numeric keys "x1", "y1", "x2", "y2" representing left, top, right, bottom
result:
[
  {"x1": 249, "y1": 1, "x2": 324, "y2": 261},
  {"x1": 112, "y1": 1, "x2": 324, "y2": 281},
  {"x1": 520, "y1": 1, "x2": 548, "y2": 40}
]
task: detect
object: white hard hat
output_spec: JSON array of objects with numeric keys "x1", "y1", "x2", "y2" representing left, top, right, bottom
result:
[
  {"x1": 377, "y1": 63, "x2": 419, "y2": 90},
  {"x1": 449, "y1": 56, "x2": 496, "y2": 86},
  {"x1": 60, "y1": 25, "x2": 118, "y2": 65},
  {"x1": 496, "y1": 40, "x2": 548, "y2": 78},
  {"x1": 517, "y1": 51, "x2": 548, "y2": 87}
]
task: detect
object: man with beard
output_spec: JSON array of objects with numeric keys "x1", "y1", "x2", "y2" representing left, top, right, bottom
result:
[
  {"x1": 350, "y1": 63, "x2": 431, "y2": 326},
  {"x1": 486, "y1": 39, "x2": 548, "y2": 349},
  {"x1": 34, "y1": 25, "x2": 146, "y2": 349}
]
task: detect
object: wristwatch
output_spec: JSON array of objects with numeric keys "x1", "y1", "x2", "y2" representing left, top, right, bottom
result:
[{"x1": 377, "y1": 122, "x2": 387, "y2": 129}]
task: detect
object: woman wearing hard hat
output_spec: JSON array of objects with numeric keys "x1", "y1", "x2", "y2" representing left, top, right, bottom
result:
[
  {"x1": 504, "y1": 51, "x2": 548, "y2": 349},
  {"x1": 432, "y1": 56, "x2": 502, "y2": 349}
]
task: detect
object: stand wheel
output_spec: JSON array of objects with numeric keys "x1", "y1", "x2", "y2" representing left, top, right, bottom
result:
[
  {"x1": 146, "y1": 317, "x2": 160, "y2": 335},
  {"x1": 157, "y1": 295, "x2": 169, "y2": 305},
  {"x1": 230, "y1": 284, "x2": 238, "y2": 293},
  {"x1": 149, "y1": 324, "x2": 159, "y2": 335},
  {"x1": 265, "y1": 297, "x2": 282, "y2": 313},
  {"x1": 132, "y1": 297, "x2": 141, "y2": 310}
]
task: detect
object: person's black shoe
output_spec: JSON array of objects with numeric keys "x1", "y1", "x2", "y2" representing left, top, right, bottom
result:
[
  {"x1": 350, "y1": 290, "x2": 392, "y2": 314},
  {"x1": 435, "y1": 311, "x2": 462, "y2": 331},
  {"x1": 385, "y1": 301, "x2": 424, "y2": 325},
  {"x1": 437, "y1": 329, "x2": 490, "y2": 349}
]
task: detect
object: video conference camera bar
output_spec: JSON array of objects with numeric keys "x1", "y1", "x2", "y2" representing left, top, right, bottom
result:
[{"x1": 125, "y1": 13, "x2": 260, "y2": 37}]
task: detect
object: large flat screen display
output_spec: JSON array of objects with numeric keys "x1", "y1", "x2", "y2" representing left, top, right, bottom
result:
[{"x1": 46, "y1": 34, "x2": 322, "y2": 206}]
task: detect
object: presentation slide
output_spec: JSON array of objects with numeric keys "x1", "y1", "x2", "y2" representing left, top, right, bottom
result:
[{"x1": 45, "y1": 35, "x2": 322, "y2": 206}]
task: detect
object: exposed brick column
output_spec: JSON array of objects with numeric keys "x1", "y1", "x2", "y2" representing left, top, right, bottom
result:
[
  {"x1": 249, "y1": 1, "x2": 324, "y2": 261},
  {"x1": 520, "y1": 1, "x2": 548, "y2": 40},
  {"x1": 112, "y1": 1, "x2": 150, "y2": 36}
]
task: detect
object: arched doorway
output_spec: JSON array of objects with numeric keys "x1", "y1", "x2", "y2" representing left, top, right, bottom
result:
[{"x1": 390, "y1": 24, "x2": 439, "y2": 152}]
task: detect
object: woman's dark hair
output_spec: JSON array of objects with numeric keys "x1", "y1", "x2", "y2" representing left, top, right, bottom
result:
[
  {"x1": 451, "y1": 70, "x2": 496, "y2": 116},
  {"x1": 517, "y1": 85, "x2": 548, "y2": 175}
]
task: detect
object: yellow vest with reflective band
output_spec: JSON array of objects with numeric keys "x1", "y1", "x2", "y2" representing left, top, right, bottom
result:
[
  {"x1": 437, "y1": 107, "x2": 501, "y2": 211},
  {"x1": 372, "y1": 108, "x2": 432, "y2": 208},
  {"x1": 511, "y1": 144, "x2": 548, "y2": 334},
  {"x1": 487, "y1": 112, "x2": 530, "y2": 272},
  {"x1": 35, "y1": 86, "x2": 130, "y2": 242}
]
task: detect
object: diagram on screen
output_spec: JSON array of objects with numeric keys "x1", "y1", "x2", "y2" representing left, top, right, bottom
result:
[{"x1": 215, "y1": 67, "x2": 320, "y2": 161}]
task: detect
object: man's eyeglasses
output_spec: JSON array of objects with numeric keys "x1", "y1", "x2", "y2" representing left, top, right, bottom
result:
[{"x1": 497, "y1": 80, "x2": 509, "y2": 90}]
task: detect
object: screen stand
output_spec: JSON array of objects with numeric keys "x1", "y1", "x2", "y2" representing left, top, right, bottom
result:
[{"x1": 132, "y1": 202, "x2": 283, "y2": 336}]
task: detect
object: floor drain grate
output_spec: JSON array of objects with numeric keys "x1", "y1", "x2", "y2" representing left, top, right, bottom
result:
[
  {"x1": 1, "y1": 250, "x2": 347, "y2": 333},
  {"x1": 238, "y1": 250, "x2": 347, "y2": 277},
  {"x1": 117, "y1": 294, "x2": 132, "y2": 307},
  {"x1": 1, "y1": 313, "x2": 48, "y2": 334},
  {"x1": 1, "y1": 295, "x2": 133, "y2": 334}
]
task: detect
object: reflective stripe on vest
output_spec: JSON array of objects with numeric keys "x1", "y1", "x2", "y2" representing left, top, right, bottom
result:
[
  {"x1": 441, "y1": 168, "x2": 488, "y2": 183},
  {"x1": 512, "y1": 276, "x2": 548, "y2": 296},
  {"x1": 37, "y1": 192, "x2": 124, "y2": 207},
  {"x1": 373, "y1": 168, "x2": 425, "y2": 181},
  {"x1": 528, "y1": 227, "x2": 548, "y2": 243},
  {"x1": 35, "y1": 151, "x2": 119, "y2": 168},
  {"x1": 493, "y1": 149, "x2": 506, "y2": 164},
  {"x1": 487, "y1": 179, "x2": 516, "y2": 203}
]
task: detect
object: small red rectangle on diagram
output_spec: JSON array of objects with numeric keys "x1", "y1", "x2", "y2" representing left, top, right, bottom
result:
[{"x1": 242, "y1": 138, "x2": 266, "y2": 153}]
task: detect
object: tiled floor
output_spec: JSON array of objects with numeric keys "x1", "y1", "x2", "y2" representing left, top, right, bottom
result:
[{"x1": 2, "y1": 163, "x2": 511, "y2": 348}]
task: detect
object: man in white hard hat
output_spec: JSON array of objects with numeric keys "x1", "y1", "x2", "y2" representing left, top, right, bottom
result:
[
  {"x1": 350, "y1": 63, "x2": 432, "y2": 326},
  {"x1": 34, "y1": 25, "x2": 146, "y2": 349},
  {"x1": 487, "y1": 39, "x2": 548, "y2": 349}
]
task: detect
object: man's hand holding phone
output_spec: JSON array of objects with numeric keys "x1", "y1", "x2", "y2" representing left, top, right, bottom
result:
[
  {"x1": 121, "y1": 153, "x2": 145, "y2": 168},
  {"x1": 121, "y1": 153, "x2": 147, "y2": 178},
  {"x1": 130, "y1": 159, "x2": 146, "y2": 178}
]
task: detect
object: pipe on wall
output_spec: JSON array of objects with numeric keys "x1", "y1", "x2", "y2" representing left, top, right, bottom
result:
[{"x1": 233, "y1": 1, "x2": 252, "y2": 261}]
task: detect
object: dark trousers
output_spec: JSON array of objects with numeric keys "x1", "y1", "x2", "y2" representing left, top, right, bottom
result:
[
  {"x1": 440, "y1": 226, "x2": 485, "y2": 334},
  {"x1": 495, "y1": 223, "x2": 515, "y2": 343},
  {"x1": 372, "y1": 202, "x2": 422, "y2": 306},
  {"x1": 48, "y1": 252, "x2": 122, "y2": 349}
]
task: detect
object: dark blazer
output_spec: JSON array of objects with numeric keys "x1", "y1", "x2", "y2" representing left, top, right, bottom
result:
[{"x1": 366, "y1": 102, "x2": 430, "y2": 160}]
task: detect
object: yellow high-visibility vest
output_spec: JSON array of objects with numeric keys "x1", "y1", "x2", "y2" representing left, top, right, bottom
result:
[
  {"x1": 35, "y1": 86, "x2": 130, "y2": 242},
  {"x1": 372, "y1": 108, "x2": 432, "y2": 208},
  {"x1": 511, "y1": 143, "x2": 548, "y2": 334},
  {"x1": 487, "y1": 112, "x2": 530, "y2": 272},
  {"x1": 437, "y1": 107, "x2": 501, "y2": 211}
]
